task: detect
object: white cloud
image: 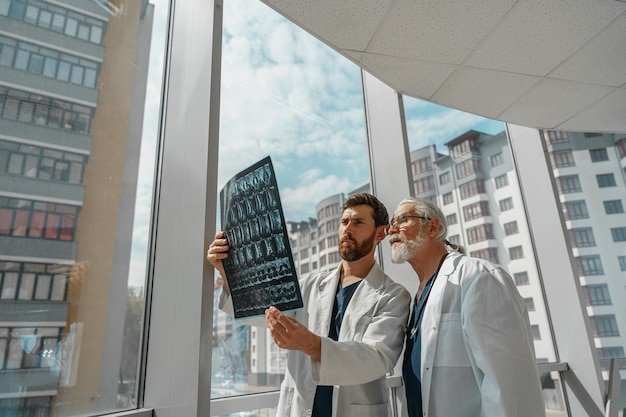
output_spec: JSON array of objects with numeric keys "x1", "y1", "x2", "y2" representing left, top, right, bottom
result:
[
  {"x1": 281, "y1": 174, "x2": 353, "y2": 219},
  {"x1": 405, "y1": 108, "x2": 498, "y2": 151}
]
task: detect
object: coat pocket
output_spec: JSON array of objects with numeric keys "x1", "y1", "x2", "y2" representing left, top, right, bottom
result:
[
  {"x1": 433, "y1": 313, "x2": 471, "y2": 367},
  {"x1": 350, "y1": 402, "x2": 389, "y2": 417},
  {"x1": 275, "y1": 384, "x2": 295, "y2": 416}
]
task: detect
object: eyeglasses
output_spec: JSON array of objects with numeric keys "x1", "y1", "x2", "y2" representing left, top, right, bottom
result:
[{"x1": 389, "y1": 215, "x2": 429, "y2": 229}]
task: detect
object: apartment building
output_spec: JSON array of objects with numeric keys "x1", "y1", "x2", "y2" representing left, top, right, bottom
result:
[{"x1": 0, "y1": 0, "x2": 153, "y2": 414}]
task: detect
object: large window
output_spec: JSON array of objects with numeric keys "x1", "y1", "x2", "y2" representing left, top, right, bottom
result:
[
  {"x1": 212, "y1": 0, "x2": 370, "y2": 402},
  {"x1": 0, "y1": 0, "x2": 168, "y2": 416}
]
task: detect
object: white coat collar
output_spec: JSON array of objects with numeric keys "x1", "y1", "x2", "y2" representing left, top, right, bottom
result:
[{"x1": 317, "y1": 262, "x2": 386, "y2": 339}]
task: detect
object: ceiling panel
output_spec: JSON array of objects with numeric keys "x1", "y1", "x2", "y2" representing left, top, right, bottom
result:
[
  {"x1": 367, "y1": 0, "x2": 517, "y2": 64},
  {"x1": 263, "y1": 0, "x2": 392, "y2": 51},
  {"x1": 499, "y1": 79, "x2": 614, "y2": 128},
  {"x1": 558, "y1": 89, "x2": 626, "y2": 132},
  {"x1": 431, "y1": 68, "x2": 538, "y2": 119},
  {"x1": 359, "y1": 54, "x2": 456, "y2": 99},
  {"x1": 548, "y1": 13, "x2": 626, "y2": 87},
  {"x1": 464, "y1": 0, "x2": 625, "y2": 76}
]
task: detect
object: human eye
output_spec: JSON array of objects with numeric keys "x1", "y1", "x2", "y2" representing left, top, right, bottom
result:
[{"x1": 397, "y1": 215, "x2": 408, "y2": 226}]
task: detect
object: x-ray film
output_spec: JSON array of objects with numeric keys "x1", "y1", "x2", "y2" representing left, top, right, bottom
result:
[{"x1": 220, "y1": 156, "x2": 303, "y2": 319}]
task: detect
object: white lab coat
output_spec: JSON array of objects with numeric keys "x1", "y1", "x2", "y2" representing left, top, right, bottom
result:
[
  {"x1": 220, "y1": 263, "x2": 410, "y2": 417},
  {"x1": 418, "y1": 251, "x2": 545, "y2": 417}
]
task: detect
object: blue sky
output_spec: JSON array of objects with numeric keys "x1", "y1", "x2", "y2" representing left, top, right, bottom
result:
[{"x1": 128, "y1": 0, "x2": 505, "y2": 287}]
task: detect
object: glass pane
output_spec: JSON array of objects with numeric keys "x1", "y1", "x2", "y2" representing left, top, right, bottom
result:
[
  {"x1": 0, "y1": 0, "x2": 170, "y2": 415},
  {"x1": 213, "y1": 0, "x2": 369, "y2": 402},
  {"x1": 542, "y1": 130, "x2": 626, "y2": 411},
  {"x1": 402, "y1": 96, "x2": 561, "y2": 414}
]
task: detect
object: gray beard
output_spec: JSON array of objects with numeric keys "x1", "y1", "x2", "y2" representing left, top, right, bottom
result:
[{"x1": 390, "y1": 233, "x2": 424, "y2": 263}]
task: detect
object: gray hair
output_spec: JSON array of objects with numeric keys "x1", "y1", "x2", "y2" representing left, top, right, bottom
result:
[{"x1": 397, "y1": 197, "x2": 466, "y2": 254}]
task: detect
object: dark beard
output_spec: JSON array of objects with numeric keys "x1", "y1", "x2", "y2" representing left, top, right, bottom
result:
[{"x1": 339, "y1": 230, "x2": 377, "y2": 262}]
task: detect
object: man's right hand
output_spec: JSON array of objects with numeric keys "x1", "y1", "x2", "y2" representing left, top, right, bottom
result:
[{"x1": 207, "y1": 231, "x2": 230, "y2": 294}]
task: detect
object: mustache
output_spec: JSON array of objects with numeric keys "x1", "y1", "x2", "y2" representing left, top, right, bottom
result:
[
  {"x1": 389, "y1": 233, "x2": 405, "y2": 244},
  {"x1": 340, "y1": 236, "x2": 355, "y2": 244}
]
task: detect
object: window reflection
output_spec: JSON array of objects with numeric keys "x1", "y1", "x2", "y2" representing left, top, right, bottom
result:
[{"x1": 0, "y1": 0, "x2": 166, "y2": 415}]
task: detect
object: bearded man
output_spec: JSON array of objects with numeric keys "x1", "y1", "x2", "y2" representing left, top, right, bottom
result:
[
  {"x1": 388, "y1": 197, "x2": 545, "y2": 417},
  {"x1": 208, "y1": 192, "x2": 410, "y2": 417}
]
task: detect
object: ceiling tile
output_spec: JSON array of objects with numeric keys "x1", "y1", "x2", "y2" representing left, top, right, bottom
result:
[
  {"x1": 262, "y1": 0, "x2": 392, "y2": 51},
  {"x1": 549, "y1": 13, "x2": 626, "y2": 87},
  {"x1": 359, "y1": 54, "x2": 455, "y2": 99},
  {"x1": 464, "y1": 0, "x2": 625, "y2": 76},
  {"x1": 366, "y1": 0, "x2": 517, "y2": 64},
  {"x1": 432, "y1": 68, "x2": 538, "y2": 119},
  {"x1": 499, "y1": 79, "x2": 614, "y2": 128},
  {"x1": 557, "y1": 88, "x2": 626, "y2": 132}
]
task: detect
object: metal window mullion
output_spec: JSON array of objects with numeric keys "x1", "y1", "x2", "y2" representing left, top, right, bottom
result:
[{"x1": 506, "y1": 124, "x2": 605, "y2": 417}]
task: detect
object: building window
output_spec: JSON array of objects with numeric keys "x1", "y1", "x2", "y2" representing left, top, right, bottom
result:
[
  {"x1": 494, "y1": 174, "x2": 508, "y2": 189},
  {"x1": 618, "y1": 138, "x2": 626, "y2": 158},
  {"x1": 459, "y1": 180, "x2": 485, "y2": 200},
  {"x1": 448, "y1": 234, "x2": 460, "y2": 245},
  {"x1": 504, "y1": 221, "x2": 518, "y2": 236},
  {"x1": 509, "y1": 246, "x2": 524, "y2": 260},
  {"x1": 412, "y1": 157, "x2": 431, "y2": 175},
  {"x1": 456, "y1": 158, "x2": 481, "y2": 179},
  {"x1": 3, "y1": 1, "x2": 106, "y2": 44},
  {"x1": 466, "y1": 224, "x2": 494, "y2": 244},
  {"x1": 564, "y1": 200, "x2": 589, "y2": 220},
  {"x1": 414, "y1": 176, "x2": 434, "y2": 194},
  {"x1": 463, "y1": 201, "x2": 490, "y2": 221},
  {"x1": 581, "y1": 284, "x2": 611, "y2": 306},
  {"x1": 514, "y1": 271, "x2": 529, "y2": 286},
  {"x1": 530, "y1": 325, "x2": 541, "y2": 340},
  {"x1": 557, "y1": 175, "x2": 582, "y2": 194},
  {"x1": 499, "y1": 197, "x2": 513, "y2": 212},
  {"x1": 451, "y1": 137, "x2": 478, "y2": 158},
  {"x1": 590, "y1": 315, "x2": 619, "y2": 337},
  {"x1": 0, "y1": 262, "x2": 68, "y2": 301},
  {"x1": 596, "y1": 173, "x2": 616, "y2": 188},
  {"x1": 470, "y1": 248, "x2": 499, "y2": 264},
  {"x1": 610, "y1": 227, "x2": 626, "y2": 242},
  {"x1": 442, "y1": 192, "x2": 454, "y2": 205},
  {"x1": 0, "y1": 87, "x2": 93, "y2": 133},
  {"x1": 0, "y1": 36, "x2": 100, "y2": 88},
  {"x1": 299, "y1": 248, "x2": 308, "y2": 258},
  {"x1": 525, "y1": 297, "x2": 535, "y2": 312},
  {"x1": 0, "y1": 197, "x2": 77, "y2": 241},
  {"x1": 576, "y1": 255, "x2": 604, "y2": 276},
  {"x1": 300, "y1": 263, "x2": 309, "y2": 274},
  {"x1": 551, "y1": 150, "x2": 575, "y2": 167},
  {"x1": 589, "y1": 148, "x2": 608, "y2": 162},
  {"x1": 490, "y1": 152, "x2": 503, "y2": 167},
  {"x1": 604, "y1": 200, "x2": 624, "y2": 214},
  {"x1": 619, "y1": 256, "x2": 626, "y2": 271},
  {"x1": 569, "y1": 227, "x2": 596, "y2": 247},
  {"x1": 546, "y1": 131, "x2": 569, "y2": 144},
  {"x1": 0, "y1": 140, "x2": 86, "y2": 184},
  {"x1": 445, "y1": 213, "x2": 457, "y2": 225},
  {"x1": 312, "y1": 261, "x2": 317, "y2": 270},
  {"x1": 439, "y1": 171, "x2": 451, "y2": 185},
  {"x1": 598, "y1": 347, "x2": 625, "y2": 359}
]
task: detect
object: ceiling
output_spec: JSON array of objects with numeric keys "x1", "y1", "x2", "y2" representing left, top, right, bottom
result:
[{"x1": 261, "y1": 0, "x2": 626, "y2": 133}]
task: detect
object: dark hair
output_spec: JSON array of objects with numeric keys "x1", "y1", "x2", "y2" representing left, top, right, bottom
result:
[{"x1": 343, "y1": 192, "x2": 389, "y2": 227}]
